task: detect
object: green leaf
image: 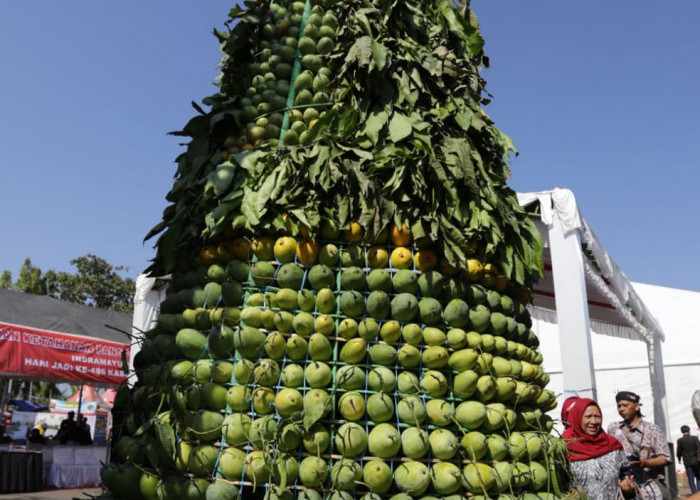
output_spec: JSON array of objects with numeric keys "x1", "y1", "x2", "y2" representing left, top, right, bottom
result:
[
  {"x1": 241, "y1": 187, "x2": 262, "y2": 225},
  {"x1": 352, "y1": 36, "x2": 372, "y2": 67},
  {"x1": 389, "y1": 113, "x2": 413, "y2": 143},
  {"x1": 371, "y1": 39, "x2": 388, "y2": 71},
  {"x1": 154, "y1": 416, "x2": 175, "y2": 462},
  {"x1": 364, "y1": 110, "x2": 389, "y2": 146}
]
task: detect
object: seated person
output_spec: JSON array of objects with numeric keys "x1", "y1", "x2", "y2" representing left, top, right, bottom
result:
[
  {"x1": 27, "y1": 427, "x2": 47, "y2": 444},
  {"x1": 0, "y1": 424, "x2": 12, "y2": 444}
]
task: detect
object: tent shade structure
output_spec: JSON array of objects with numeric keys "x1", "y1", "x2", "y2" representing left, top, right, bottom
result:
[
  {"x1": 518, "y1": 188, "x2": 669, "y2": 435},
  {"x1": 8, "y1": 399, "x2": 49, "y2": 412},
  {"x1": 0, "y1": 288, "x2": 132, "y2": 387}
]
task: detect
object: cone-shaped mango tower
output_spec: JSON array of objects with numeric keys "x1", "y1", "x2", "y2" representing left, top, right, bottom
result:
[{"x1": 103, "y1": 1, "x2": 570, "y2": 499}]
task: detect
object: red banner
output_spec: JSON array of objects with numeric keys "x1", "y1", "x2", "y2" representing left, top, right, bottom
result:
[{"x1": 0, "y1": 321, "x2": 130, "y2": 386}]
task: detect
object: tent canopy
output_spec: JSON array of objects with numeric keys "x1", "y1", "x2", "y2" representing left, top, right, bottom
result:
[
  {"x1": 0, "y1": 289, "x2": 132, "y2": 387},
  {"x1": 517, "y1": 188, "x2": 670, "y2": 437},
  {"x1": 518, "y1": 189, "x2": 664, "y2": 344},
  {"x1": 9, "y1": 399, "x2": 49, "y2": 412},
  {"x1": 0, "y1": 289, "x2": 132, "y2": 344}
]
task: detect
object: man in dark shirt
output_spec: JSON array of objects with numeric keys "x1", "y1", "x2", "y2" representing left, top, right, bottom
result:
[
  {"x1": 54, "y1": 410, "x2": 77, "y2": 444},
  {"x1": 677, "y1": 425, "x2": 700, "y2": 494}
]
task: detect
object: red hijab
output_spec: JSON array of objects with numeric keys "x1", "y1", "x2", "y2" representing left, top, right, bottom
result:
[{"x1": 562, "y1": 397, "x2": 622, "y2": 462}]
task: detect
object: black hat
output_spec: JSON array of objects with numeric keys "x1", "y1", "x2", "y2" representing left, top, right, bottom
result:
[{"x1": 615, "y1": 391, "x2": 640, "y2": 404}]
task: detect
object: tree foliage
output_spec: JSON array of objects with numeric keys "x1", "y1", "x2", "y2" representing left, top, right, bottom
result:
[{"x1": 1, "y1": 254, "x2": 135, "y2": 314}]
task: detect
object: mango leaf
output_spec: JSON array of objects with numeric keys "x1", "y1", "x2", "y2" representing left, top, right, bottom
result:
[
  {"x1": 240, "y1": 187, "x2": 262, "y2": 225},
  {"x1": 154, "y1": 416, "x2": 175, "y2": 462},
  {"x1": 352, "y1": 36, "x2": 372, "y2": 67},
  {"x1": 389, "y1": 113, "x2": 413, "y2": 143},
  {"x1": 364, "y1": 110, "x2": 388, "y2": 146},
  {"x1": 454, "y1": 106, "x2": 474, "y2": 131},
  {"x1": 371, "y1": 39, "x2": 388, "y2": 71}
]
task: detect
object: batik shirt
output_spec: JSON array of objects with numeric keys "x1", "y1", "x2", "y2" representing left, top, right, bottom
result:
[
  {"x1": 571, "y1": 449, "x2": 631, "y2": 500},
  {"x1": 607, "y1": 418, "x2": 672, "y2": 500}
]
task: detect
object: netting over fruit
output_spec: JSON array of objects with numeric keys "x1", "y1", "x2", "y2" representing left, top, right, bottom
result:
[{"x1": 105, "y1": 1, "x2": 572, "y2": 499}]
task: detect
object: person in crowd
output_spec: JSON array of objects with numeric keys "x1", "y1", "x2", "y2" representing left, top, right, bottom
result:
[
  {"x1": 34, "y1": 420, "x2": 47, "y2": 436},
  {"x1": 0, "y1": 424, "x2": 12, "y2": 444},
  {"x1": 54, "y1": 410, "x2": 78, "y2": 444},
  {"x1": 607, "y1": 391, "x2": 672, "y2": 500},
  {"x1": 26, "y1": 427, "x2": 47, "y2": 444},
  {"x1": 76, "y1": 415, "x2": 92, "y2": 445},
  {"x1": 562, "y1": 396, "x2": 636, "y2": 500},
  {"x1": 677, "y1": 425, "x2": 700, "y2": 494}
]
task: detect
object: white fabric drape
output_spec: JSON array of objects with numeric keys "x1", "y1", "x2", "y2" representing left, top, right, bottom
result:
[{"x1": 128, "y1": 274, "x2": 167, "y2": 381}]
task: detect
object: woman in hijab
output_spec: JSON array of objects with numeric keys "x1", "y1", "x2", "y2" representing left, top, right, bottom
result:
[{"x1": 562, "y1": 397, "x2": 637, "y2": 499}]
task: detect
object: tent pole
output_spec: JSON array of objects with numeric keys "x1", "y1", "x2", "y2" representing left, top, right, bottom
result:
[
  {"x1": 549, "y1": 210, "x2": 597, "y2": 400},
  {"x1": 5, "y1": 379, "x2": 13, "y2": 409},
  {"x1": 77, "y1": 384, "x2": 84, "y2": 416},
  {"x1": 0, "y1": 379, "x2": 9, "y2": 414}
]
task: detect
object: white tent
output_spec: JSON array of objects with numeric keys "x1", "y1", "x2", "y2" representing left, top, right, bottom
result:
[
  {"x1": 622, "y1": 282, "x2": 700, "y2": 444},
  {"x1": 518, "y1": 189, "x2": 671, "y2": 436}
]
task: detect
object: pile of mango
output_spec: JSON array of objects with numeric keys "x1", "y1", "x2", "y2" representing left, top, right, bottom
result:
[
  {"x1": 105, "y1": 222, "x2": 566, "y2": 500},
  {"x1": 102, "y1": 0, "x2": 570, "y2": 498}
]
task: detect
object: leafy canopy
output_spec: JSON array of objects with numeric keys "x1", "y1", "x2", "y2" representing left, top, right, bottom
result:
[
  {"x1": 145, "y1": 0, "x2": 543, "y2": 287},
  {"x1": 1, "y1": 255, "x2": 135, "y2": 314}
]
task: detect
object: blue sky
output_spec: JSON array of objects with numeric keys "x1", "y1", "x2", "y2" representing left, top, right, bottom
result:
[{"x1": 1, "y1": 2, "x2": 698, "y2": 292}]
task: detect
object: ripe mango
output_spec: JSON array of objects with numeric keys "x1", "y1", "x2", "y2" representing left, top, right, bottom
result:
[
  {"x1": 393, "y1": 461, "x2": 430, "y2": 496},
  {"x1": 367, "y1": 269, "x2": 392, "y2": 291},
  {"x1": 340, "y1": 266, "x2": 366, "y2": 290},
  {"x1": 302, "y1": 424, "x2": 330, "y2": 454},
  {"x1": 330, "y1": 459, "x2": 362, "y2": 491},
  {"x1": 339, "y1": 337, "x2": 367, "y2": 364},
  {"x1": 334, "y1": 422, "x2": 367, "y2": 457},
  {"x1": 429, "y1": 428, "x2": 458, "y2": 460},
  {"x1": 462, "y1": 462, "x2": 496, "y2": 493},
  {"x1": 455, "y1": 400, "x2": 487, "y2": 429},
  {"x1": 222, "y1": 412, "x2": 251, "y2": 446},
  {"x1": 422, "y1": 345, "x2": 449, "y2": 369},
  {"x1": 362, "y1": 460, "x2": 393, "y2": 494},
  {"x1": 274, "y1": 387, "x2": 303, "y2": 416},
  {"x1": 368, "y1": 343, "x2": 397, "y2": 366},
  {"x1": 334, "y1": 365, "x2": 365, "y2": 390},
  {"x1": 298, "y1": 456, "x2": 328, "y2": 488},
  {"x1": 392, "y1": 269, "x2": 418, "y2": 294},
  {"x1": 338, "y1": 391, "x2": 365, "y2": 421},
  {"x1": 366, "y1": 392, "x2": 394, "y2": 422},
  {"x1": 461, "y1": 430, "x2": 488, "y2": 461},
  {"x1": 397, "y1": 395, "x2": 426, "y2": 425},
  {"x1": 429, "y1": 461, "x2": 461, "y2": 495},
  {"x1": 366, "y1": 290, "x2": 391, "y2": 319},
  {"x1": 308, "y1": 334, "x2": 332, "y2": 361},
  {"x1": 367, "y1": 423, "x2": 401, "y2": 458},
  {"x1": 426, "y1": 398, "x2": 454, "y2": 427},
  {"x1": 339, "y1": 290, "x2": 365, "y2": 318},
  {"x1": 418, "y1": 297, "x2": 443, "y2": 324},
  {"x1": 219, "y1": 447, "x2": 246, "y2": 480}
]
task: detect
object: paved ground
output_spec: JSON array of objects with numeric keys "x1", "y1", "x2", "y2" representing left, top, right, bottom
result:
[
  {"x1": 0, "y1": 488, "x2": 101, "y2": 500},
  {"x1": 0, "y1": 484, "x2": 693, "y2": 500}
]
